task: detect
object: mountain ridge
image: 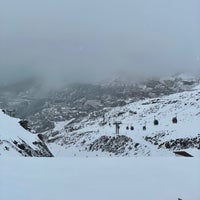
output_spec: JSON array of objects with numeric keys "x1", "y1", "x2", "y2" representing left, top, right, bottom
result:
[{"x1": 42, "y1": 84, "x2": 200, "y2": 157}]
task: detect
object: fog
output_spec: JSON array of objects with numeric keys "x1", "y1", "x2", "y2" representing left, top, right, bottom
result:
[{"x1": 0, "y1": 0, "x2": 200, "y2": 84}]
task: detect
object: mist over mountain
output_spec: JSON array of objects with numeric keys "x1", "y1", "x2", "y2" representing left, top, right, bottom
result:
[
  {"x1": 0, "y1": 0, "x2": 200, "y2": 85},
  {"x1": 1, "y1": 2, "x2": 200, "y2": 200},
  {"x1": 0, "y1": 0, "x2": 199, "y2": 139}
]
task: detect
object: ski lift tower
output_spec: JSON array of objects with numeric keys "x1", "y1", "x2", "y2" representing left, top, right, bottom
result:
[{"x1": 113, "y1": 121, "x2": 122, "y2": 136}]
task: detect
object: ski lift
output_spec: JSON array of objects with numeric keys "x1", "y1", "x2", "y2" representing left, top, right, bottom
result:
[
  {"x1": 172, "y1": 114, "x2": 178, "y2": 124},
  {"x1": 130, "y1": 126, "x2": 134, "y2": 131},
  {"x1": 154, "y1": 116, "x2": 159, "y2": 126},
  {"x1": 126, "y1": 126, "x2": 129, "y2": 130},
  {"x1": 143, "y1": 122, "x2": 147, "y2": 131}
]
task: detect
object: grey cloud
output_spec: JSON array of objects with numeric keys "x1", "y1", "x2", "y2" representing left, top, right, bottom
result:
[{"x1": 0, "y1": 0, "x2": 199, "y2": 84}]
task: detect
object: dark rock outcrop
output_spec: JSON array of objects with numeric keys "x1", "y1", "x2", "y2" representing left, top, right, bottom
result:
[{"x1": 89, "y1": 135, "x2": 137, "y2": 155}]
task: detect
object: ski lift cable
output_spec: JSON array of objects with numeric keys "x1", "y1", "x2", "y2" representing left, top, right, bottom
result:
[{"x1": 106, "y1": 99, "x2": 197, "y2": 128}]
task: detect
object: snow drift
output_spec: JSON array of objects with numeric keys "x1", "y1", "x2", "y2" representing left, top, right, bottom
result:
[{"x1": 0, "y1": 110, "x2": 53, "y2": 157}]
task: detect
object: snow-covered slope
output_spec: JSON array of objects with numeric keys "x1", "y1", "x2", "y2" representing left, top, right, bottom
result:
[
  {"x1": 0, "y1": 110, "x2": 53, "y2": 157},
  {"x1": 45, "y1": 85, "x2": 200, "y2": 157},
  {"x1": 1, "y1": 158, "x2": 199, "y2": 200}
]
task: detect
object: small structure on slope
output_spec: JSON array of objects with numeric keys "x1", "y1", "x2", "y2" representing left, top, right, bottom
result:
[{"x1": 174, "y1": 151, "x2": 193, "y2": 157}]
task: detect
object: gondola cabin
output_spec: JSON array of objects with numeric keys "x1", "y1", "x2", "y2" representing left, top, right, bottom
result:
[
  {"x1": 154, "y1": 119, "x2": 159, "y2": 126},
  {"x1": 172, "y1": 117, "x2": 178, "y2": 124}
]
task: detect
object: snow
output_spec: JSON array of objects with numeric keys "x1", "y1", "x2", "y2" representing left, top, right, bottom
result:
[
  {"x1": 184, "y1": 148, "x2": 200, "y2": 157},
  {"x1": 0, "y1": 158, "x2": 199, "y2": 200},
  {"x1": 0, "y1": 81, "x2": 200, "y2": 199},
  {"x1": 0, "y1": 110, "x2": 31, "y2": 142},
  {"x1": 46, "y1": 85, "x2": 200, "y2": 157},
  {"x1": 175, "y1": 73, "x2": 196, "y2": 81},
  {"x1": 160, "y1": 73, "x2": 197, "y2": 82},
  {"x1": 54, "y1": 121, "x2": 69, "y2": 132},
  {"x1": 193, "y1": 84, "x2": 200, "y2": 90},
  {"x1": 1, "y1": 84, "x2": 200, "y2": 157},
  {"x1": 0, "y1": 110, "x2": 39, "y2": 156}
]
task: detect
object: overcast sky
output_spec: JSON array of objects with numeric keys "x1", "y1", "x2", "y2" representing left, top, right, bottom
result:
[{"x1": 0, "y1": 0, "x2": 200, "y2": 84}]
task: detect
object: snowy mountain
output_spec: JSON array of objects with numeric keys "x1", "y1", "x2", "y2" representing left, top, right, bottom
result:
[
  {"x1": 0, "y1": 110, "x2": 53, "y2": 157},
  {"x1": 0, "y1": 75, "x2": 199, "y2": 157},
  {"x1": 43, "y1": 84, "x2": 200, "y2": 157},
  {"x1": 0, "y1": 73, "x2": 199, "y2": 132}
]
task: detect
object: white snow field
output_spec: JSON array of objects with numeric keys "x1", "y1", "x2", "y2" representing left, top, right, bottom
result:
[
  {"x1": 0, "y1": 158, "x2": 200, "y2": 200},
  {"x1": 0, "y1": 110, "x2": 53, "y2": 157},
  {"x1": 0, "y1": 110, "x2": 39, "y2": 156}
]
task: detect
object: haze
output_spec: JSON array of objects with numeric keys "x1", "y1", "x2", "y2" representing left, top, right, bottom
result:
[{"x1": 0, "y1": 0, "x2": 200, "y2": 84}]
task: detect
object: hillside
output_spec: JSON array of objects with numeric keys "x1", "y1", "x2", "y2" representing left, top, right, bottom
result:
[
  {"x1": 0, "y1": 73, "x2": 199, "y2": 132},
  {"x1": 44, "y1": 85, "x2": 200, "y2": 157},
  {"x1": 1, "y1": 82, "x2": 199, "y2": 157},
  {"x1": 0, "y1": 110, "x2": 53, "y2": 157}
]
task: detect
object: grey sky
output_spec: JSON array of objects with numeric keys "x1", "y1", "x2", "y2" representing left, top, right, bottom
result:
[{"x1": 0, "y1": 0, "x2": 200, "y2": 83}]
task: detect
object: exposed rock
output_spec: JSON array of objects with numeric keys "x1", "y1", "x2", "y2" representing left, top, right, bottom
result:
[
  {"x1": 145, "y1": 134, "x2": 200, "y2": 151},
  {"x1": 88, "y1": 135, "x2": 138, "y2": 155}
]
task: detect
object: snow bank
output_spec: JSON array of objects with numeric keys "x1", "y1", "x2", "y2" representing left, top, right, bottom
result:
[
  {"x1": 0, "y1": 158, "x2": 199, "y2": 200},
  {"x1": 0, "y1": 110, "x2": 35, "y2": 143},
  {"x1": 0, "y1": 110, "x2": 53, "y2": 157},
  {"x1": 0, "y1": 110, "x2": 37, "y2": 155}
]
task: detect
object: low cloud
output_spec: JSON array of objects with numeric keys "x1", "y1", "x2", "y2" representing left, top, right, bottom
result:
[{"x1": 0, "y1": 0, "x2": 199, "y2": 84}]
